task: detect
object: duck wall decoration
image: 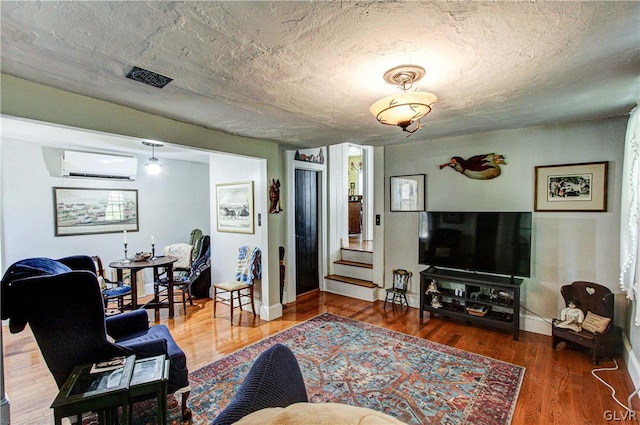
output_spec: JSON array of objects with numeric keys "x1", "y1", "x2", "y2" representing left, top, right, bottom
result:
[{"x1": 439, "y1": 153, "x2": 507, "y2": 180}]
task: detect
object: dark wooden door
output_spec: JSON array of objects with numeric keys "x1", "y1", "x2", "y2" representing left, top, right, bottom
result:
[{"x1": 295, "y1": 169, "x2": 319, "y2": 295}]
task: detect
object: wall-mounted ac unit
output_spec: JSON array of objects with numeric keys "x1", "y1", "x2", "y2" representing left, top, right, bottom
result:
[{"x1": 62, "y1": 151, "x2": 138, "y2": 181}]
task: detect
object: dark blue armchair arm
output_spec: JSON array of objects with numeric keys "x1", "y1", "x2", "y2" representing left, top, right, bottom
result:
[
  {"x1": 106, "y1": 309, "x2": 150, "y2": 339},
  {"x1": 118, "y1": 339, "x2": 169, "y2": 358}
]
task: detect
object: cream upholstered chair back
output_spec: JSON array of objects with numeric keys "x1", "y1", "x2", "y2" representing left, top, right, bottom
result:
[{"x1": 163, "y1": 243, "x2": 194, "y2": 271}]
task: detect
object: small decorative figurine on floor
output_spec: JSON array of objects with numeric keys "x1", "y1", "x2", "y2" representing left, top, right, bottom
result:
[{"x1": 554, "y1": 299, "x2": 584, "y2": 332}]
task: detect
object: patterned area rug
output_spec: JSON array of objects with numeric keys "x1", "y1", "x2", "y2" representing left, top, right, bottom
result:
[{"x1": 132, "y1": 312, "x2": 525, "y2": 424}]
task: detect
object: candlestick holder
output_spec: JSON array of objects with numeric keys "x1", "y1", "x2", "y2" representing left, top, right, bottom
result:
[
  {"x1": 151, "y1": 243, "x2": 156, "y2": 259},
  {"x1": 123, "y1": 243, "x2": 129, "y2": 262}
]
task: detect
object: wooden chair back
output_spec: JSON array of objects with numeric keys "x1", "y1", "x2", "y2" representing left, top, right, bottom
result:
[{"x1": 560, "y1": 281, "x2": 613, "y2": 320}]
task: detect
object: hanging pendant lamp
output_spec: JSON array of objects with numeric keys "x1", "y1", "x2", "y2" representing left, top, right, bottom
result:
[{"x1": 142, "y1": 141, "x2": 163, "y2": 174}]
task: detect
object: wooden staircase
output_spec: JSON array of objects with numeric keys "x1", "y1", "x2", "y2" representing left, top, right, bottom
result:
[{"x1": 325, "y1": 245, "x2": 378, "y2": 301}]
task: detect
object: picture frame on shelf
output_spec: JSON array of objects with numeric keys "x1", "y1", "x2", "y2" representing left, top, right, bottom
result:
[
  {"x1": 53, "y1": 187, "x2": 139, "y2": 236},
  {"x1": 390, "y1": 174, "x2": 426, "y2": 212},
  {"x1": 216, "y1": 181, "x2": 255, "y2": 234},
  {"x1": 534, "y1": 161, "x2": 608, "y2": 212}
]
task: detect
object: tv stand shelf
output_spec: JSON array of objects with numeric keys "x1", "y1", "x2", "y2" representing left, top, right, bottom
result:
[{"x1": 419, "y1": 267, "x2": 523, "y2": 340}]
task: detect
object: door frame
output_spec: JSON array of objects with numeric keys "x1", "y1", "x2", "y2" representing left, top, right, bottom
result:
[{"x1": 285, "y1": 150, "x2": 327, "y2": 305}]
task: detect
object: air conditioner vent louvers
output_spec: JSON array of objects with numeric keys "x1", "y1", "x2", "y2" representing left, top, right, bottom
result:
[
  {"x1": 62, "y1": 151, "x2": 137, "y2": 181},
  {"x1": 125, "y1": 66, "x2": 173, "y2": 88},
  {"x1": 65, "y1": 172, "x2": 134, "y2": 181}
]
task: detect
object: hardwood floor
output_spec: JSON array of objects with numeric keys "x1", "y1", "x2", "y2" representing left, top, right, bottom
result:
[
  {"x1": 348, "y1": 235, "x2": 373, "y2": 252},
  {"x1": 3, "y1": 291, "x2": 639, "y2": 424}
]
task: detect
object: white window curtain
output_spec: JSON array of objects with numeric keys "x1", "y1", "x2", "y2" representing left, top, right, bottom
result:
[{"x1": 620, "y1": 104, "x2": 640, "y2": 325}]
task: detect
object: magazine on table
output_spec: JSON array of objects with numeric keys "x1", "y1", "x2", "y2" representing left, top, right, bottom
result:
[
  {"x1": 90, "y1": 356, "x2": 127, "y2": 374},
  {"x1": 130, "y1": 355, "x2": 165, "y2": 386}
]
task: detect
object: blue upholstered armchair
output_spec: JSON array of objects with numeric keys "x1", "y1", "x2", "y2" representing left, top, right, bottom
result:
[{"x1": 1, "y1": 255, "x2": 191, "y2": 419}]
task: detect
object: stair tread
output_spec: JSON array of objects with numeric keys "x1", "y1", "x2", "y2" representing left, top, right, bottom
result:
[
  {"x1": 342, "y1": 247, "x2": 373, "y2": 253},
  {"x1": 325, "y1": 274, "x2": 377, "y2": 288},
  {"x1": 335, "y1": 259, "x2": 373, "y2": 269}
]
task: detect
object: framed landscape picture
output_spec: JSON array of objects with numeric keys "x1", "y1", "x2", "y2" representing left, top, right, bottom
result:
[
  {"x1": 53, "y1": 187, "x2": 139, "y2": 236},
  {"x1": 534, "y1": 161, "x2": 608, "y2": 212},
  {"x1": 216, "y1": 181, "x2": 254, "y2": 234},
  {"x1": 390, "y1": 174, "x2": 426, "y2": 212}
]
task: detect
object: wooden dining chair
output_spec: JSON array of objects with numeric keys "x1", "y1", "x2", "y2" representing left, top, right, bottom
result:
[
  {"x1": 92, "y1": 255, "x2": 132, "y2": 315},
  {"x1": 213, "y1": 246, "x2": 261, "y2": 324},
  {"x1": 154, "y1": 243, "x2": 194, "y2": 315},
  {"x1": 384, "y1": 269, "x2": 412, "y2": 310}
]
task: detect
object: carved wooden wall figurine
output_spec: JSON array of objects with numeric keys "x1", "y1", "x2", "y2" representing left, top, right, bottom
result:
[{"x1": 269, "y1": 178, "x2": 283, "y2": 214}]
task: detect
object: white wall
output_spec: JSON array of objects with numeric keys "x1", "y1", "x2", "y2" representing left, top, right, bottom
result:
[
  {"x1": 384, "y1": 118, "x2": 627, "y2": 335},
  {"x1": 1, "y1": 137, "x2": 210, "y2": 291},
  {"x1": 209, "y1": 152, "x2": 273, "y2": 319}
]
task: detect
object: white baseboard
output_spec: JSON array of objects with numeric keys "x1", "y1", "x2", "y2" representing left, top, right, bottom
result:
[
  {"x1": 623, "y1": 333, "x2": 640, "y2": 400},
  {"x1": 376, "y1": 291, "x2": 420, "y2": 306},
  {"x1": 521, "y1": 313, "x2": 552, "y2": 335},
  {"x1": 261, "y1": 302, "x2": 283, "y2": 321}
]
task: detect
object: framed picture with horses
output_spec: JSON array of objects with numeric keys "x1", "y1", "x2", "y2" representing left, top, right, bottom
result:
[{"x1": 216, "y1": 181, "x2": 255, "y2": 234}]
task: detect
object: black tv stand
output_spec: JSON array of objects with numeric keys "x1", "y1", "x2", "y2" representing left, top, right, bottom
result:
[{"x1": 419, "y1": 267, "x2": 523, "y2": 340}]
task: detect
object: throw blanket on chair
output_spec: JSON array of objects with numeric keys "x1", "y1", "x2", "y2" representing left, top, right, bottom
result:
[
  {"x1": 235, "y1": 246, "x2": 261, "y2": 285},
  {"x1": 1, "y1": 257, "x2": 73, "y2": 331}
]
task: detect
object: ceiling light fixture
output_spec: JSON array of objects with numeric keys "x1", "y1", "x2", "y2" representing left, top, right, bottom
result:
[
  {"x1": 370, "y1": 65, "x2": 437, "y2": 137},
  {"x1": 142, "y1": 141, "x2": 163, "y2": 175}
]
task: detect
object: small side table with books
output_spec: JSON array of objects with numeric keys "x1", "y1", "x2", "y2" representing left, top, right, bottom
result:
[
  {"x1": 51, "y1": 355, "x2": 135, "y2": 425},
  {"x1": 51, "y1": 354, "x2": 169, "y2": 425}
]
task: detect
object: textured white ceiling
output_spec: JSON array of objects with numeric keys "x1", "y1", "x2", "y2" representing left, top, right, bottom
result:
[{"x1": 1, "y1": 1, "x2": 639, "y2": 149}]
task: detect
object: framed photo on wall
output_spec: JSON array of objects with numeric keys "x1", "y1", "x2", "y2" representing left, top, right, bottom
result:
[
  {"x1": 390, "y1": 174, "x2": 426, "y2": 212},
  {"x1": 53, "y1": 187, "x2": 139, "y2": 236},
  {"x1": 534, "y1": 161, "x2": 608, "y2": 212},
  {"x1": 216, "y1": 181, "x2": 255, "y2": 233}
]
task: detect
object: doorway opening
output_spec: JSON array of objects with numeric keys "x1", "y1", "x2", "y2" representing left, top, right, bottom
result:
[
  {"x1": 294, "y1": 169, "x2": 320, "y2": 295},
  {"x1": 347, "y1": 144, "x2": 373, "y2": 250}
]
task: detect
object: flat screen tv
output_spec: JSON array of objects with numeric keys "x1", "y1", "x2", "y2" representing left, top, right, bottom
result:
[{"x1": 419, "y1": 211, "x2": 532, "y2": 278}]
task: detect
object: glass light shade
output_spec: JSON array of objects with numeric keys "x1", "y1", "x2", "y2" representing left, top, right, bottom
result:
[
  {"x1": 145, "y1": 157, "x2": 162, "y2": 175},
  {"x1": 370, "y1": 92, "x2": 437, "y2": 127}
]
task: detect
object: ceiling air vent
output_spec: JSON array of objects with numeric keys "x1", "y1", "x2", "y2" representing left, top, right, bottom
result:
[{"x1": 125, "y1": 66, "x2": 173, "y2": 88}]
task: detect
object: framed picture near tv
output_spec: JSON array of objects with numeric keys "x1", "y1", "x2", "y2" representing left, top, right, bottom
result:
[
  {"x1": 534, "y1": 161, "x2": 608, "y2": 212},
  {"x1": 390, "y1": 174, "x2": 425, "y2": 212}
]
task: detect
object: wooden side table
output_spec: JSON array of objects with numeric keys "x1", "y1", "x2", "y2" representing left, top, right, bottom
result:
[
  {"x1": 51, "y1": 356, "x2": 135, "y2": 425},
  {"x1": 128, "y1": 355, "x2": 170, "y2": 424}
]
